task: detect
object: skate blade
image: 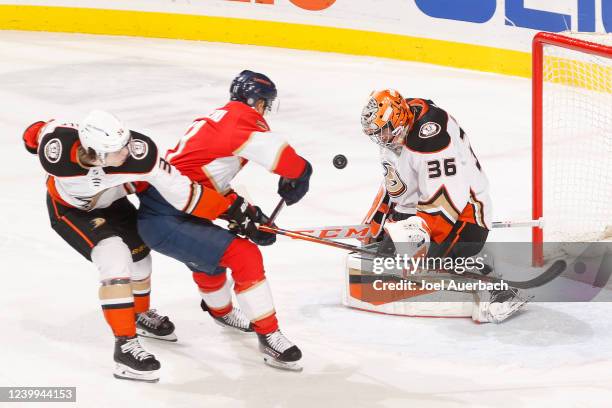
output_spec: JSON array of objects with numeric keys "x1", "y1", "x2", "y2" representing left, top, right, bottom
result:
[
  {"x1": 263, "y1": 355, "x2": 303, "y2": 372},
  {"x1": 113, "y1": 363, "x2": 159, "y2": 383},
  {"x1": 136, "y1": 328, "x2": 178, "y2": 342},
  {"x1": 213, "y1": 319, "x2": 254, "y2": 334}
]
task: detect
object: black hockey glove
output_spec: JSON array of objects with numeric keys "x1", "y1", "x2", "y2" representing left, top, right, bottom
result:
[
  {"x1": 243, "y1": 206, "x2": 276, "y2": 246},
  {"x1": 223, "y1": 196, "x2": 276, "y2": 246},
  {"x1": 277, "y1": 160, "x2": 312, "y2": 206}
]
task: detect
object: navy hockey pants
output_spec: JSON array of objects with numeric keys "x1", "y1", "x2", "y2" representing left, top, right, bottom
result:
[{"x1": 137, "y1": 187, "x2": 234, "y2": 275}]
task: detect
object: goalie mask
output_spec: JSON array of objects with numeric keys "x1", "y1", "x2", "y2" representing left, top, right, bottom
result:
[{"x1": 361, "y1": 89, "x2": 414, "y2": 148}]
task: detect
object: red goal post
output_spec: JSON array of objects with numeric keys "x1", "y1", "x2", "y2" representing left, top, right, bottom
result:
[{"x1": 532, "y1": 31, "x2": 612, "y2": 265}]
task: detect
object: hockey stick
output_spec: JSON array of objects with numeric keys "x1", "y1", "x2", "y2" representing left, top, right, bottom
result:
[
  {"x1": 492, "y1": 218, "x2": 544, "y2": 229},
  {"x1": 350, "y1": 259, "x2": 567, "y2": 290},
  {"x1": 267, "y1": 198, "x2": 285, "y2": 225},
  {"x1": 258, "y1": 224, "x2": 379, "y2": 256},
  {"x1": 285, "y1": 219, "x2": 545, "y2": 240},
  {"x1": 259, "y1": 224, "x2": 567, "y2": 289},
  {"x1": 260, "y1": 200, "x2": 377, "y2": 255},
  {"x1": 425, "y1": 259, "x2": 566, "y2": 289},
  {"x1": 261, "y1": 225, "x2": 566, "y2": 289},
  {"x1": 260, "y1": 201, "x2": 564, "y2": 288}
]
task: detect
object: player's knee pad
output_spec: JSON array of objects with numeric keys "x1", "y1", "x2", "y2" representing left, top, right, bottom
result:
[
  {"x1": 130, "y1": 254, "x2": 152, "y2": 282},
  {"x1": 220, "y1": 238, "x2": 265, "y2": 290},
  {"x1": 91, "y1": 236, "x2": 133, "y2": 282}
]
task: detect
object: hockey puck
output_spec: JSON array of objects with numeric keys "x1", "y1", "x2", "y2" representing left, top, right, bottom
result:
[{"x1": 333, "y1": 154, "x2": 347, "y2": 169}]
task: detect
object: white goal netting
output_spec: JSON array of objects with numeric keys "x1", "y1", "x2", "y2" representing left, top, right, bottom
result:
[{"x1": 541, "y1": 32, "x2": 612, "y2": 242}]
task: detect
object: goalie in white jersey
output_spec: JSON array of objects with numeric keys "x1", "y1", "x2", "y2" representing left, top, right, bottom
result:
[
  {"x1": 23, "y1": 110, "x2": 256, "y2": 382},
  {"x1": 360, "y1": 89, "x2": 527, "y2": 323},
  {"x1": 361, "y1": 90, "x2": 491, "y2": 257}
]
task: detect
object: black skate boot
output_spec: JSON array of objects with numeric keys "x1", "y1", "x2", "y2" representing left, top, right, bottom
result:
[
  {"x1": 113, "y1": 336, "x2": 160, "y2": 383},
  {"x1": 200, "y1": 300, "x2": 254, "y2": 333},
  {"x1": 136, "y1": 309, "x2": 177, "y2": 342},
  {"x1": 257, "y1": 329, "x2": 303, "y2": 372}
]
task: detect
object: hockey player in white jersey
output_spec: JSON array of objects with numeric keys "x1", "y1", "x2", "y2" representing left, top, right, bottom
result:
[
  {"x1": 23, "y1": 110, "x2": 261, "y2": 382},
  {"x1": 360, "y1": 89, "x2": 528, "y2": 323}
]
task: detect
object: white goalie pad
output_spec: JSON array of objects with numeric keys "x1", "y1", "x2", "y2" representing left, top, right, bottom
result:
[{"x1": 342, "y1": 252, "x2": 474, "y2": 318}]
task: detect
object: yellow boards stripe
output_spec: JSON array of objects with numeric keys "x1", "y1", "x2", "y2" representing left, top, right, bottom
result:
[
  {"x1": 0, "y1": 5, "x2": 531, "y2": 77},
  {"x1": 544, "y1": 56, "x2": 612, "y2": 93}
]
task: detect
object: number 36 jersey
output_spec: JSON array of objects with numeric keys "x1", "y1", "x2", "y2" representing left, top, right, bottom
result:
[{"x1": 380, "y1": 98, "x2": 492, "y2": 243}]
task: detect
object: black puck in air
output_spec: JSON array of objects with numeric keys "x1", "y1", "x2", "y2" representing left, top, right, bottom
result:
[{"x1": 333, "y1": 154, "x2": 347, "y2": 169}]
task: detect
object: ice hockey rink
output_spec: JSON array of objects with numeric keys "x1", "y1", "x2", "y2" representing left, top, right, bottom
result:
[{"x1": 1, "y1": 30, "x2": 612, "y2": 407}]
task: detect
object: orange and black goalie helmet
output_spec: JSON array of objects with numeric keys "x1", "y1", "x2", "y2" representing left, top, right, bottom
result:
[{"x1": 361, "y1": 89, "x2": 414, "y2": 148}]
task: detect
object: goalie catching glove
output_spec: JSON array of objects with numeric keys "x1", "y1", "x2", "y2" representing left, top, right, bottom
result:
[{"x1": 222, "y1": 194, "x2": 276, "y2": 246}]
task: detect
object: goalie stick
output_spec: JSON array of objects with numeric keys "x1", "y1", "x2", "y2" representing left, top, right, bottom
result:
[
  {"x1": 260, "y1": 201, "x2": 564, "y2": 289},
  {"x1": 259, "y1": 224, "x2": 567, "y2": 289}
]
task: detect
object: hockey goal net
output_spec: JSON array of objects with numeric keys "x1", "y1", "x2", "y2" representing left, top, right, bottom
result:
[{"x1": 532, "y1": 31, "x2": 612, "y2": 264}]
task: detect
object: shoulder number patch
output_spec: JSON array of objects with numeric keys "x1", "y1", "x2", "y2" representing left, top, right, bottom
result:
[
  {"x1": 419, "y1": 122, "x2": 441, "y2": 139},
  {"x1": 44, "y1": 138, "x2": 62, "y2": 163},
  {"x1": 129, "y1": 139, "x2": 149, "y2": 160}
]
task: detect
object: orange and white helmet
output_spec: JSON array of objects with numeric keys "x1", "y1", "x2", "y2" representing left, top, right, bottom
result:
[{"x1": 361, "y1": 89, "x2": 414, "y2": 148}]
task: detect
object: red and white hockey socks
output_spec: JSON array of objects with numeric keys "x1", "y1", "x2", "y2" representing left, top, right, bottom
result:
[
  {"x1": 220, "y1": 238, "x2": 279, "y2": 334},
  {"x1": 193, "y1": 273, "x2": 233, "y2": 317},
  {"x1": 235, "y1": 278, "x2": 278, "y2": 335}
]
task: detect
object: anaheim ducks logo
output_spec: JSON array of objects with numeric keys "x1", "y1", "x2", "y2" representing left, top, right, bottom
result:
[
  {"x1": 44, "y1": 138, "x2": 62, "y2": 163},
  {"x1": 419, "y1": 122, "x2": 441, "y2": 138},
  {"x1": 382, "y1": 161, "x2": 407, "y2": 197},
  {"x1": 129, "y1": 139, "x2": 148, "y2": 160},
  {"x1": 90, "y1": 218, "x2": 106, "y2": 229}
]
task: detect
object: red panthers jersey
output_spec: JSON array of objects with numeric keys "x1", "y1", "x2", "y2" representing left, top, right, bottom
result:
[{"x1": 166, "y1": 101, "x2": 306, "y2": 193}]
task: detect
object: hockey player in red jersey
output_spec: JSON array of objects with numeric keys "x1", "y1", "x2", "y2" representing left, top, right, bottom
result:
[
  {"x1": 137, "y1": 70, "x2": 312, "y2": 371},
  {"x1": 23, "y1": 110, "x2": 258, "y2": 382},
  {"x1": 360, "y1": 89, "x2": 528, "y2": 323}
]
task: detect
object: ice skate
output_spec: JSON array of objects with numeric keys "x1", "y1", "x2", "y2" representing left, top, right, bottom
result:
[
  {"x1": 201, "y1": 300, "x2": 254, "y2": 333},
  {"x1": 136, "y1": 309, "x2": 177, "y2": 342},
  {"x1": 113, "y1": 336, "x2": 160, "y2": 383},
  {"x1": 257, "y1": 330, "x2": 303, "y2": 372}
]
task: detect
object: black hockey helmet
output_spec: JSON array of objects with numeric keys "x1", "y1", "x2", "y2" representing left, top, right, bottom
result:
[{"x1": 229, "y1": 70, "x2": 278, "y2": 113}]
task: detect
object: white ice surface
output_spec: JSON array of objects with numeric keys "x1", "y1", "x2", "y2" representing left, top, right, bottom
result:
[{"x1": 1, "y1": 31, "x2": 611, "y2": 408}]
